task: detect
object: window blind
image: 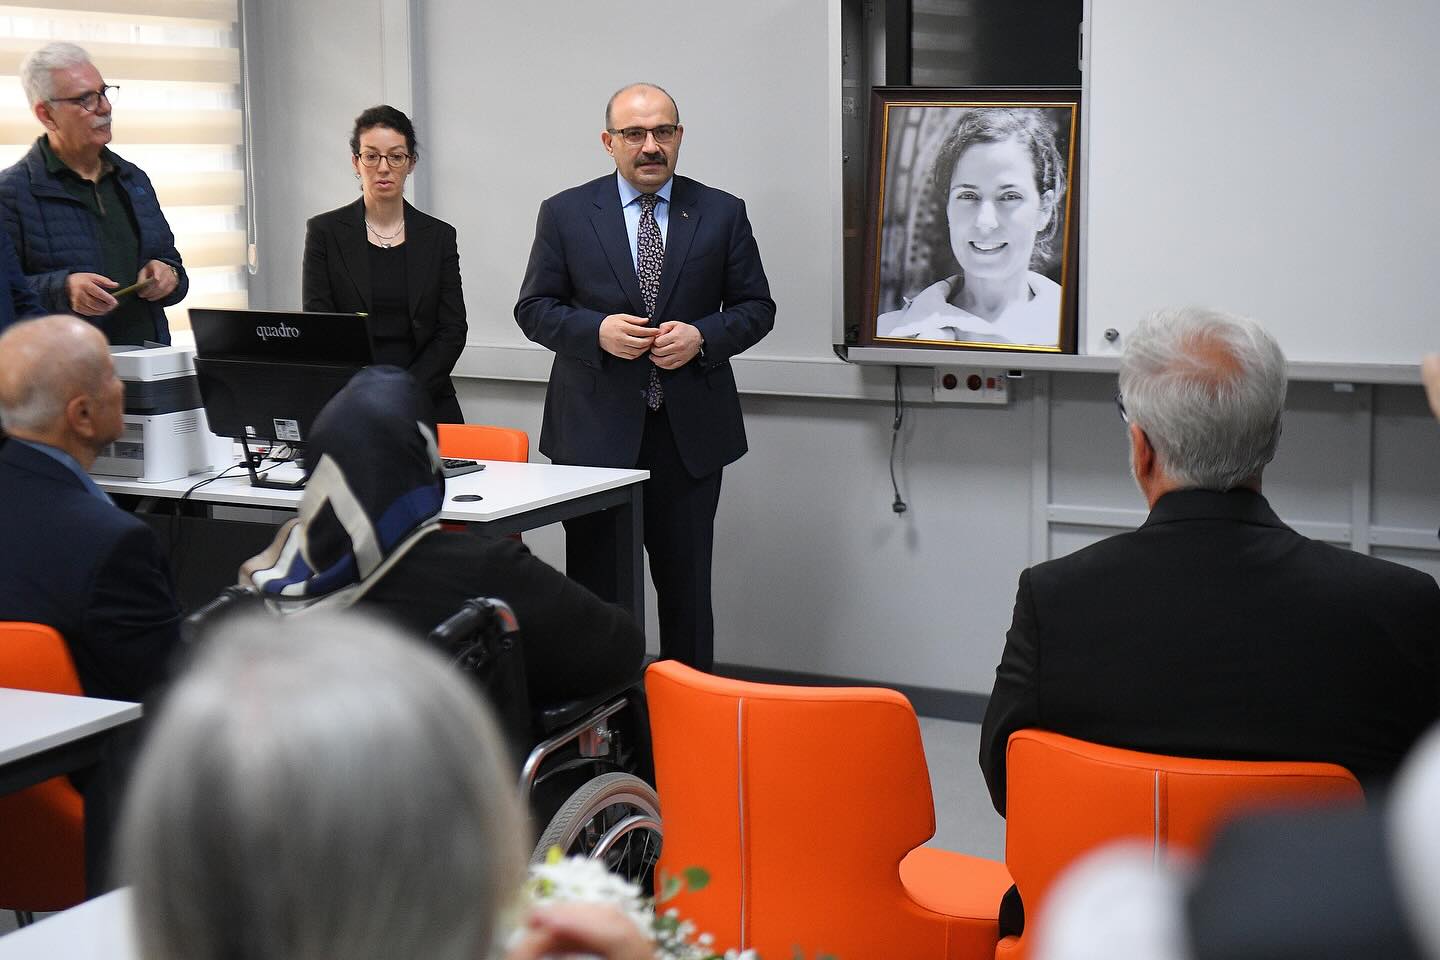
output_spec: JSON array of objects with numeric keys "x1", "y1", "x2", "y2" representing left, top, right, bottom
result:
[{"x1": 0, "y1": 0, "x2": 246, "y2": 332}]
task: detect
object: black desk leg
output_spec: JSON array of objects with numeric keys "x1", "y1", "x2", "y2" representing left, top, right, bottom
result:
[{"x1": 613, "y1": 483, "x2": 645, "y2": 625}]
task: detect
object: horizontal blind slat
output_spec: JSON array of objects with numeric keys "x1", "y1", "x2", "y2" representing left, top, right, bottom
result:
[
  {"x1": 0, "y1": 38, "x2": 238, "y2": 82},
  {"x1": 0, "y1": 0, "x2": 234, "y2": 20},
  {"x1": 0, "y1": 107, "x2": 242, "y2": 144}
]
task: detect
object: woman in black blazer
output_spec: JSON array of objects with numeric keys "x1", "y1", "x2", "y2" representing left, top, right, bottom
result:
[{"x1": 302, "y1": 105, "x2": 466, "y2": 423}]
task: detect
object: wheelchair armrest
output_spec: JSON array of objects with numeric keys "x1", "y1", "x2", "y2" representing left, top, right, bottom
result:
[{"x1": 536, "y1": 677, "x2": 645, "y2": 736}]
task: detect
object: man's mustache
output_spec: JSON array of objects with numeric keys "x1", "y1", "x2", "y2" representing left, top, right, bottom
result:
[{"x1": 638, "y1": 152, "x2": 666, "y2": 164}]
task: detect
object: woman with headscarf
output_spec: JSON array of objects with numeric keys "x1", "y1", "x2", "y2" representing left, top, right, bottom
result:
[{"x1": 238, "y1": 364, "x2": 644, "y2": 707}]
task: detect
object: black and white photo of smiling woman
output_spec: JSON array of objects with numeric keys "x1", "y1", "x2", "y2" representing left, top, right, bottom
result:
[{"x1": 868, "y1": 97, "x2": 1078, "y2": 352}]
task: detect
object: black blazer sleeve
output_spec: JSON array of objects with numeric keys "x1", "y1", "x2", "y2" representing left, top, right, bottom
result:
[
  {"x1": 405, "y1": 220, "x2": 466, "y2": 397},
  {"x1": 979, "y1": 568, "x2": 1043, "y2": 816},
  {"x1": 78, "y1": 521, "x2": 182, "y2": 703},
  {"x1": 301, "y1": 214, "x2": 337, "y2": 312}
]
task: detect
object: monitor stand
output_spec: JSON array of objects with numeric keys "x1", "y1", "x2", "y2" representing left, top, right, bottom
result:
[{"x1": 240, "y1": 435, "x2": 306, "y2": 490}]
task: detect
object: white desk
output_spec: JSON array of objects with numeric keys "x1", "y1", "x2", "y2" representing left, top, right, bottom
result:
[
  {"x1": 0, "y1": 689, "x2": 142, "y2": 796},
  {"x1": 96, "y1": 459, "x2": 650, "y2": 619},
  {"x1": 0, "y1": 889, "x2": 135, "y2": 958}
]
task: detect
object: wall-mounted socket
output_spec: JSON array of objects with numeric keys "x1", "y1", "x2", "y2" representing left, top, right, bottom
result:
[{"x1": 932, "y1": 367, "x2": 1010, "y2": 404}]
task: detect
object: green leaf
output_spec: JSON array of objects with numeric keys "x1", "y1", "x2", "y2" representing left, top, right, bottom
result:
[
  {"x1": 659, "y1": 873, "x2": 683, "y2": 902},
  {"x1": 682, "y1": 866, "x2": 711, "y2": 891}
]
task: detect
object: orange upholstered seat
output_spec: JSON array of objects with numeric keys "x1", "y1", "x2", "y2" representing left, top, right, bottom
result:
[
  {"x1": 0, "y1": 621, "x2": 87, "y2": 914},
  {"x1": 646, "y1": 660, "x2": 1011, "y2": 960},
  {"x1": 997, "y1": 729, "x2": 1364, "y2": 960},
  {"x1": 437, "y1": 422, "x2": 528, "y2": 462}
]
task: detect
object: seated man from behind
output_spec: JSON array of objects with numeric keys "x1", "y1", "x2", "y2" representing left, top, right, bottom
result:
[
  {"x1": 0, "y1": 314, "x2": 181, "y2": 702},
  {"x1": 980, "y1": 307, "x2": 1440, "y2": 931}
]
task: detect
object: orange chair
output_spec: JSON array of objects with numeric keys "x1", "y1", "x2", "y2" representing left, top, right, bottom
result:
[
  {"x1": 646, "y1": 660, "x2": 1012, "y2": 960},
  {"x1": 437, "y1": 422, "x2": 529, "y2": 463},
  {"x1": 0, "y1": 622, "x2": 87, "y2": 918},
  {"x1": 437, "y1": 423, "x2": 529, "y2": 536},
  {"x1": 997, "y1": 729, "x2": 1365, "y2": 960}
]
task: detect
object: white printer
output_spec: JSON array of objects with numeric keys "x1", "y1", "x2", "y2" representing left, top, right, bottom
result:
[{"x1": 91, "y1": 344, "x2": 233, "y2": 483}]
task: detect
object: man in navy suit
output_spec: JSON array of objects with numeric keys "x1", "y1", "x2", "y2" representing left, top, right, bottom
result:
[
  {"x1": 515, "y1": 83, "x2": 775, "y2": 671},
  {"x1": 0, "y1": 314, "x2": 181, "y2": 703}
]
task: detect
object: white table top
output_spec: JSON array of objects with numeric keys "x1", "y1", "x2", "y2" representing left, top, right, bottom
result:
[
  {"x1": 0, "y1": 889, "x2": 135, "y2": 958},
  {"x1": 0, "y1": 689, "x2": 142, "y2": 768},
  {"x1": 94, "y1": 458, "x2": 647, "y2": 523}
]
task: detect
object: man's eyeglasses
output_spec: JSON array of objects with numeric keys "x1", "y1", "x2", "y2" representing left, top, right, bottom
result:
[
  {"x1": 356, "y1": 151, "x2": 413, "y2": 168},
  {"x1": 607, "y1": 124, "x2": 679, "y2": 147},
  {"x1": 49, "y1": 85, "x2": 118, "y2": 113},
  {"x1": 1115, "y1": 391, "x2": 1129, "y2": 423}
]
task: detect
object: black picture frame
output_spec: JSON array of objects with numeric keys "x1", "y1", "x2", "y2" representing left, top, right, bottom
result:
[{"x1": 860, "y1": 87, "x2": 1081, "y2": 354}]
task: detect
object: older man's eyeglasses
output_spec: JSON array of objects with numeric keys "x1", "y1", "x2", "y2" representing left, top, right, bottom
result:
[
  {"x1": 1115, "y1": 391, "x2": 1130, "y2": 423},
  {"x1": 49, "y1": 85, "x2": 118, "y2": 113},
  {"x1": 356, "y1": 151, "x2": 413, "y2": 168},
  {"x1": 608, "y1": 124, "x2": 679, "y2": 147}
]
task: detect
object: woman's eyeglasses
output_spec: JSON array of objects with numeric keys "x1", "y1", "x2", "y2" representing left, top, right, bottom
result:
[{"x1": 356, "y1": 151, "x2": 413, "y2": 168}]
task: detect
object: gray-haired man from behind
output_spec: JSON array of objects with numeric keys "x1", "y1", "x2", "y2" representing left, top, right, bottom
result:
[{"x1": 979, "y1": 307, "x2": 1440, "y2": 937}]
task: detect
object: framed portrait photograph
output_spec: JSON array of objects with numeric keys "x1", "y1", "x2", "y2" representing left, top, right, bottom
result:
[{"x1": 860, "y1": 88, "x2": 1081, "y2": 354}]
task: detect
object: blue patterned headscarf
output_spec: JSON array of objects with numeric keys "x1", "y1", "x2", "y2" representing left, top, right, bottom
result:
[{"x1": 241, "y1": 366, "x2": 444, "y2": 604}]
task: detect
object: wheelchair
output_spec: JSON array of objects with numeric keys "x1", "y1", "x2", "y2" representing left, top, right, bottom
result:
[
  {"x1": 185, "y1": 589, "x2": 662, "y2": 887},
  {"x1": 428, "y1": 597, "x2": 660, "y2": 883}
]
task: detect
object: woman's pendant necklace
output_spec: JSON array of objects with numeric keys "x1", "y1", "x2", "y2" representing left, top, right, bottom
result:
[{"x1": 366, "y1": 219, "x2": 404, "y2": 249}]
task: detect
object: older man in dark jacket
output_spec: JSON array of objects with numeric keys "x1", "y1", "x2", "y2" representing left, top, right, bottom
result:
[{"x1": 0, "y1": 41, "x2": 186, "y2": 345}]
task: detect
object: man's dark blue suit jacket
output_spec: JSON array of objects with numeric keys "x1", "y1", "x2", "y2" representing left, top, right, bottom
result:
[
  {"x1": 514, "y1": 174, "x2": 774, "y2": 478},
  {"x1": 0, "y1": 438, "x2": 180, "y2": 702}
]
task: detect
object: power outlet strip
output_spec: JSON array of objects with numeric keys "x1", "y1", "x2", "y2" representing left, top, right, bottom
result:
[{"x1": 932, "y1": 367, "x2": 1011, "y2": 404}]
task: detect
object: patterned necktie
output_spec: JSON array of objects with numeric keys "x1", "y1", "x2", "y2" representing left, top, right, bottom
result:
[{"x1": 637, "y1": 193, "x2": 664, "y2": 410}]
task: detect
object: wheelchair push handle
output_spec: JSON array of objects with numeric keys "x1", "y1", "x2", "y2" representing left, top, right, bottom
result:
[
  {"x1": 182, "y1": 585, "x2": 261, "y2": 644},
  {"x1": 430, "y1": 596, "x2": 518, "y2": 640}
]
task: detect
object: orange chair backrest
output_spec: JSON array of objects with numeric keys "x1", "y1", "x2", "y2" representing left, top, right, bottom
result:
[
  {"x1": 1005, "y1": 729, "x2": 1363, "y2": 937},
  {"x1": 437, "y1": 423, "x2": 529, "y2": 462},
  {"x1": 0, "y1": 621, "x2": 83, "y2": 695},
  {"x1": 0, "y1": 621, "x2": 86, "y2": 911},
  {"x1": 646, "y1": 660, "x2": 950, "y2": 960}
]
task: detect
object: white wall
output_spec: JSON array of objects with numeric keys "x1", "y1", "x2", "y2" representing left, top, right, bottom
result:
[
  {"x1": 248, "y1": 1, "x2": 1440, "y2": 705},
  {"x1": 243, "y1": 0, "x2": 393, "y2": 311}
]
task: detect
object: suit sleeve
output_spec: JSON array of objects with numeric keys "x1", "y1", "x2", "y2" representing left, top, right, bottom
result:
[
  {"x1": 301, "y1": 217, "x2": 336, "y2": 312},
  {"x1": 513, "y1": 199, "x2": 606, "y2": 364},
  {"x1": 407, "y1": 222, "x2": 467, "y2": 395},
  {"x1": 979, "y1": 568, "x2": 1042, "y2": 816},
  {"x1": 80, "y1": 522, "x2": 182, "y2": 703},
  {"x1": 691, "y1": 198, "x2": 775, "y2": 367}
]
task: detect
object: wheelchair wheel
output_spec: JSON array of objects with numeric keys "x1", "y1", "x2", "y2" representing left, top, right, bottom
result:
[{"x1": 531, "y1": 772, "x2": 662, "y2": 889}]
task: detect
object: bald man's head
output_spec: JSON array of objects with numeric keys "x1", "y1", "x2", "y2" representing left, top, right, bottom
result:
[{"x1": 0, "y1": 315, "x2": 120, "y2": 451}]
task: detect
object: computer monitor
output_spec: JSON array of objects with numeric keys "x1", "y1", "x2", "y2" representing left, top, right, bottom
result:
[{"x1": 191, "y1": 308, "x2": 374, "y2": 488}]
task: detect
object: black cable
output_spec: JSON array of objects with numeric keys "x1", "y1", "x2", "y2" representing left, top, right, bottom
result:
[
  {"x1": 889, "y1": 365, "x2": 908, "y2": 515},
  {"x1": 168, "y1": 457, "x2": 256, "y2": 592}
]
